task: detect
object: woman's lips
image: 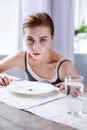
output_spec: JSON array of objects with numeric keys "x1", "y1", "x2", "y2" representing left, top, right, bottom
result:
[{"x1": 33, "y1": 52, "x2": 41, "y2": 56}]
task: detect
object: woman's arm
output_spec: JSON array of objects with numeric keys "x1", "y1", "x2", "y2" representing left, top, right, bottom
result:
[
  {"x1": 54, "y1": 61, "x2": 78, "y2": 91},
  {"x1": 54, "y1": 61, "x2": 87, "y2": 96},
  {"x1": 0, "y1": 51, "x2": 25, "y2": 72},
  {"x1": 0, "y1": 51, "x2": 25, "y2": 86}
]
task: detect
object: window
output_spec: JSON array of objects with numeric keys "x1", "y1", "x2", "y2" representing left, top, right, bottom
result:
[
  {"x1": 0, "y1": 0, "x2": 19, "y2": 54},
  {"x1": 74, "y1": 0, "x2": 87, "y2": 54}
]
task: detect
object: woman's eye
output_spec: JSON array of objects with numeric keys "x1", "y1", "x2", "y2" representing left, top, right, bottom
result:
[
  {"x1": 28, "y1": 38, "x2": 33, "y2": 42},
  {"x1": 40, "y1": 39, "x2": 46, "y2": 42},
  {"x1": 27, "y1": 38, "x2": 34, "y2": 43}
]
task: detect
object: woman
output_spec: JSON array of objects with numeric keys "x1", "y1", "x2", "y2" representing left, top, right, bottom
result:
[{"x1": 0, "y1": 12, "x2": 78, "y2": 92}]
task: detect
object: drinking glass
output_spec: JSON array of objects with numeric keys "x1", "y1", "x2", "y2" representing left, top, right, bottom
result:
[
  {"x1": 65, "y1": 75, "x2": 84, "y2": 116},
  {"x1": 80, "y1": 92, "x2": 87, "y2": 114}
]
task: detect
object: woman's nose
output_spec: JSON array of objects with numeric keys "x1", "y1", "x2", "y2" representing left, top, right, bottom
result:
[
  {"x1": 32, "y1": 42, "x2": 39, "y2": 50},
  {"x1": 32, "y1": 43, "x2": 36, "y2": 50}
]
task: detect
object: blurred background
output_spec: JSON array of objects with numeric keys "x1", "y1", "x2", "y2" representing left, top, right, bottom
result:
[{"x1": 0, "y1": 0, "x2": 87, "y2": 83}]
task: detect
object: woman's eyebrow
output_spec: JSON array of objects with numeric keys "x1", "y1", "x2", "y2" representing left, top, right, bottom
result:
[
  {"x1": 27, "y1": 36, "x2": 32, "y2": 38},
  {"x1": 27, "y1": 36, "x2": 33, "y2": 39},
  {"x1": 40, "y1": 36, "x2": 48, "y2": 39},
  {"x1": 27, "y1": 36, "x2": 48, "y2": 39}
]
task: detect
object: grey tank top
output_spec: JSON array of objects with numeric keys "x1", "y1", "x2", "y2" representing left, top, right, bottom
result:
[{"x1": 24, "y1": 52, "x2": 70, "y2": 84}]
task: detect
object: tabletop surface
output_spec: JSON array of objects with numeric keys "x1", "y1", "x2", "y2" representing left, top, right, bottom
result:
[
  {"x1": 1, "y1": 80, "x2": 86, "y2": 130},
  {"x1": 0, "y1": 101, "x2": 77, "y2": 130}
]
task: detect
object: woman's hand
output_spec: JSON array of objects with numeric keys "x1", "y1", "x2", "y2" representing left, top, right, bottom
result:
[
  {"x1": 69, "y1": 86, "x2": 80, "y2": 96},
  {"x1": 0, "y1": 73, "x2": 11, "y2": 86},
  {"x1": 54, "y1": 82, "x2": 65, "y2": 91},
  {"x1": 54, "y1": 82, "x2": 81, "y2": 96}
]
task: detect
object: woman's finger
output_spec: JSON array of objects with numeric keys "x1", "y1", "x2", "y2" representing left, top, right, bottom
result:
[
  {"x1": 0, "y1": 73, "x2": 10, "y2": 86},
  {"x1": 54, "y1": 82, "x2": 64, "y2": 87},
  {"x1": 70, "y1": 87, "x2": 80, "y2": 96},
  {"x1": 54, "y1": 82, "x2": 65, "y2": 91}
]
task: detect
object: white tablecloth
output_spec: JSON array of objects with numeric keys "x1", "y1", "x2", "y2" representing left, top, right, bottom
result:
[
  {"x1": 28, "y1": 97, "x2": 87, "y2": 130},
  {"x1": 0, "y1": 81, "x2": 87, "y2": 130},
  {"x1": 0, "y1": 84, "x2": 65, "y2": 109}
]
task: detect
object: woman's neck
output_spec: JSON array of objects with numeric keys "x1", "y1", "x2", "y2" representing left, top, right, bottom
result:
[{"x1": 28, "y1": 49, "x2": 52, "y2": 65}]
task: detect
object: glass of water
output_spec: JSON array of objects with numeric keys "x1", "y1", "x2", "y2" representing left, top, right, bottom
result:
[{"x1": 65, "y1": 75, "x2": 84, "y2": 116}]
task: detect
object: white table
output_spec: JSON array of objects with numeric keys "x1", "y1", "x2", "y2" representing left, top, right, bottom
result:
[{"x1": 0, "y1": 81, "x2": 87, "y2": 130}]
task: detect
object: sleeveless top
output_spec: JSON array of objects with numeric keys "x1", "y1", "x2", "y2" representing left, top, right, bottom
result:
[{"x1": 24, "y1": 52, "x2": 70, "y2": 84}]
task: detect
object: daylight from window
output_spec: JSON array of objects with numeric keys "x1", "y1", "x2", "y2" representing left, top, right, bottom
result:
[
  {"x1": 0, "y1": 0, "x2": 19, "y2": 55},
  {"x1": 74, "y1": 0, "x2": 87, "y2": 54}
]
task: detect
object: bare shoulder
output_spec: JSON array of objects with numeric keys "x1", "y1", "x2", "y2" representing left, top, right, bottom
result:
[
  {"x1": 10, "y1": 51, "x2": 26, "y2": 68},
  {"x1": 0, "y1": 51, "x2": 26, "y2": 72},
  {"x1": 50, "y1": 49, "x2": 78, "y2": 80},
  {"x1": 1, "y1": 51, "x2": 25, "y2": 63},
  {"x1": 50, "y1": 49, "x2": 65, "y2": 62},
  {"x1": 59, "y1": 60, "x2": 78, "y2": 80},
  {"x1": 12, "y1": 51, "x2": 25, "y2": 59}
]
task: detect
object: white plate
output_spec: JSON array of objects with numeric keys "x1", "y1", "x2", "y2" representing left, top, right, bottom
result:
[{"x1": 7, "y1": 80, "x2": 58, "y2": 95}]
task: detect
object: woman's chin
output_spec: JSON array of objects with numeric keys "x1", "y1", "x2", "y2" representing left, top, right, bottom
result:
[{"x1": 32, "y1": 55, "x2": 42, "y2": 60}]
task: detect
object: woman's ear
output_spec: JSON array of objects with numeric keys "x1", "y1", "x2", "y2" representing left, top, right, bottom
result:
[
  {"x1": 51, "y1": 35, "x2": 55, "y2": 41},
  {"x1": 49, "y1": 35, "x2": 55, "y2": 46}
]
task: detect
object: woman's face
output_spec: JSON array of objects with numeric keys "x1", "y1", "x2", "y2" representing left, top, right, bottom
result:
[{"x1": 23, "y1": 26, "x2": 54, "y2": 60}]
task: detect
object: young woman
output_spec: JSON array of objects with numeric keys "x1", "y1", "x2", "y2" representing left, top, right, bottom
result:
[{"x1": 0, "y1": 12, "x2": 79, "y2": 93}]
